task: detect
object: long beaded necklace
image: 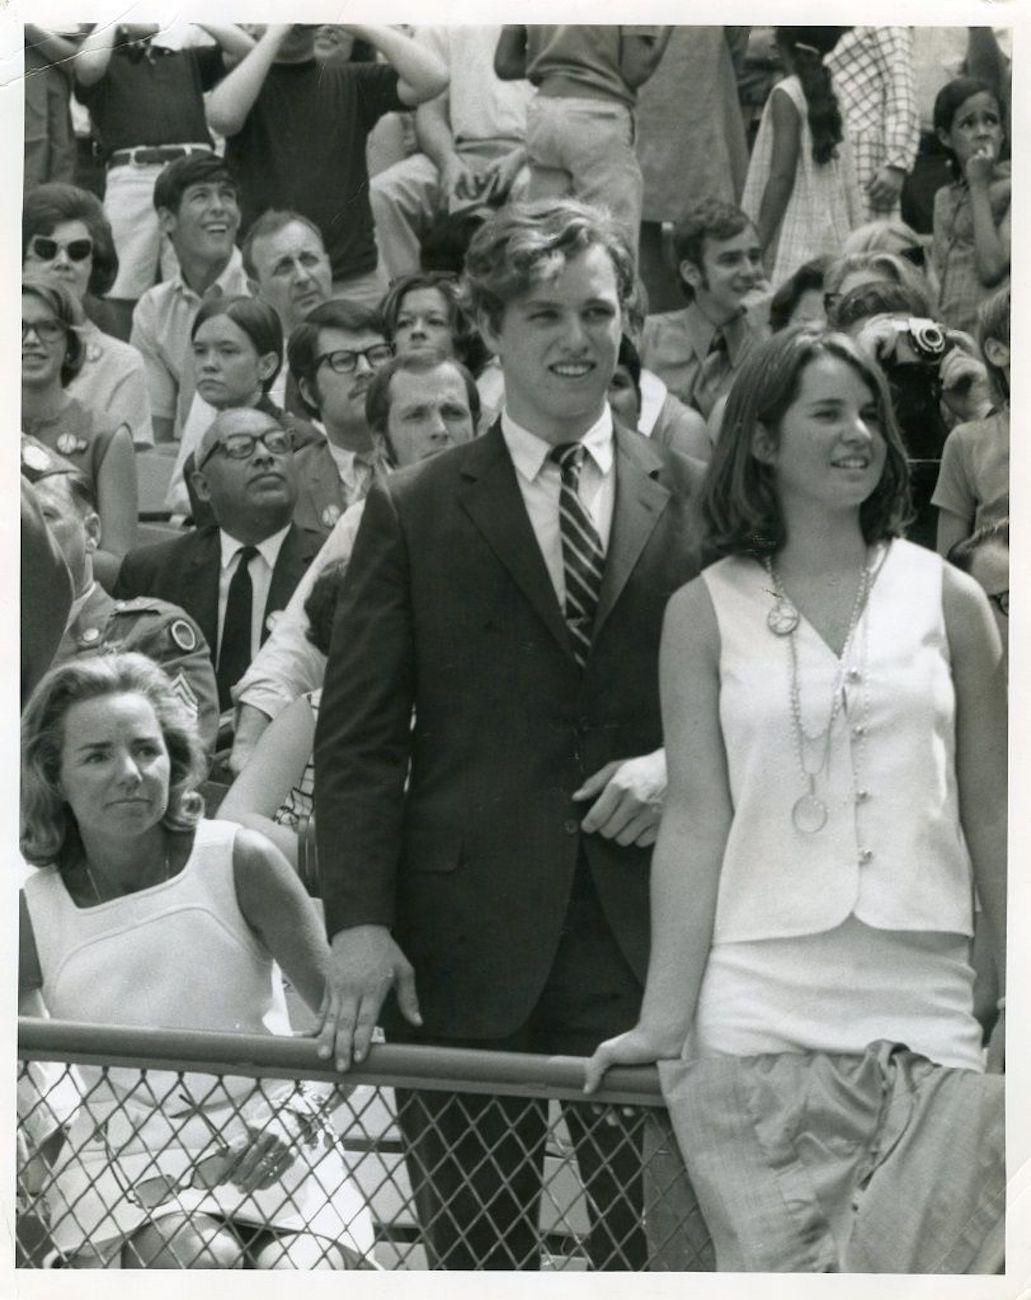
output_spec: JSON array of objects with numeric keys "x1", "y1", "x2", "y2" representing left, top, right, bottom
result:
[{"x1": 764, "y1": 545, "x2": 886, "y2": 835}]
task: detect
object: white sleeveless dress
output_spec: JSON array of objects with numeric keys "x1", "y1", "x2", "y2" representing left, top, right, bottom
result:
[{"x1": 22, "y1": 819, "x2": 373, "y2": 1261}]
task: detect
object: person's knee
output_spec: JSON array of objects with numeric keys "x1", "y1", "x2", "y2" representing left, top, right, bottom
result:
[
  {"x1": 122, "y1": 1213, "x2": 244, "y2": 1269},
  {"x1": 252, "y1": 1231, "x2": 349, "y2": 1269}
]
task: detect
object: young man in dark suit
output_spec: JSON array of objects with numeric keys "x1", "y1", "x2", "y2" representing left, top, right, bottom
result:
[
  {"x1": 313, "y1": 199, "x2": 706, "y2": 1269},
  {"x1": 114, "y1": 407, "x2": 325, "y2": 711}
]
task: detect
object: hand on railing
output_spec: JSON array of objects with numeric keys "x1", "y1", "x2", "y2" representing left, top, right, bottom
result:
[{"x1": 317, "y1": 925, "x2": 422, "y2": 1072}]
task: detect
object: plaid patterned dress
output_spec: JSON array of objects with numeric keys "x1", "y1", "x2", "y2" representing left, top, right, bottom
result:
[
  {"x1": 826, "y1": 27, "x2": 919, "y2": 221},
  {"x1": 742, "y1": 75, "x2": 862, "y2": 285}
]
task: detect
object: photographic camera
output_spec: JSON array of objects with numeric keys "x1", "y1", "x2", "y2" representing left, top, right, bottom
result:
[{"x1": 874, "y1": 317, "x2": 955, "y2": 372}]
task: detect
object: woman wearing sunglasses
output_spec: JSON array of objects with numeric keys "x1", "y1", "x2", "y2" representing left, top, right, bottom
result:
[
  {"x1": 19, "y1": 653, "x2": 371, "y2": 1269},
  {"x1": 23, "y1": 183, "x2": 153, "y2": 450},
  {"x1": 22, "y1": 276, "x2": 137, "y2": 590}
]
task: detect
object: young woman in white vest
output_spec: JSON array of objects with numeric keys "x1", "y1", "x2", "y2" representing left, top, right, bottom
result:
[{"x1": 584, "y1": 325, "x2": 1006, "y2": 1274}]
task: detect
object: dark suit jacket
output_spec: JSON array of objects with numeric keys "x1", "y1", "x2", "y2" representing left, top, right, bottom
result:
[
  {"x1": 314, "y1": 421, "x2": 706, "y2": 1040},
  {"x1": 114, "y1": 522, "x2": 327, "y2": 670}
]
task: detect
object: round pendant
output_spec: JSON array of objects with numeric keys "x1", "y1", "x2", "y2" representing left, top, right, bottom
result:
[
  {"x1": 792, "y1": 792, "x2": 828, "y2": 835},
  {"x1": 767, "y1": 601, "x2": 800, "y2": 636}
]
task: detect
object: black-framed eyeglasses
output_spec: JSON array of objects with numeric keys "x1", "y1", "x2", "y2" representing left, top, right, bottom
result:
[
  {"x1": 315, "y1": 343, "x2": 394, "y2": 375},
  {"x1": 198, "y1": 428, "x2": 291, "y2": 468},
  {"x1": 30, "y1": 235, "x2": 93, "y2": 263},
  {"x1": 988, "y1": 590, "x2": 1009, "y2": 617},
  {"x1": 22, "y1": 317, "x2": 65, "y2": 343}
]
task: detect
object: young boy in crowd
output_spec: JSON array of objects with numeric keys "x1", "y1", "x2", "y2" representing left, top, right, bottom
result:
[{"x1": 639, "y1": 198, "x2": 769, "y2": 418}]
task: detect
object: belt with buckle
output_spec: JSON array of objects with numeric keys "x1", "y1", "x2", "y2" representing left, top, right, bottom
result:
[{"x1": 108, "y1": 144, "x2": 212, "y2": 168}]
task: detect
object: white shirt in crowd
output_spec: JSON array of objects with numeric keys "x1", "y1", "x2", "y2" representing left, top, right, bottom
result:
[{"x1": 217, "y1": 524, "x2": 290, "y2": 662}]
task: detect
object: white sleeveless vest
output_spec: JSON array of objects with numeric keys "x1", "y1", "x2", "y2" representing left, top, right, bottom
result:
[{"x1": 703, "y1": 540, "x2": 974, "y2": 944}]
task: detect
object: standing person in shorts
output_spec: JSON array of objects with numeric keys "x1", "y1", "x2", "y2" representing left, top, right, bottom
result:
[{"x1": 72, "y1": 23, "x2": 254, "y2": 338}]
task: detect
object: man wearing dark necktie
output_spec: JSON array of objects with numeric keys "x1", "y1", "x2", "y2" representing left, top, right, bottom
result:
[
  {"x1": 313, "y1": 199, "x2": 706, "y2": 1269},
  {"x1": 115, "y1": 407, "x2": 325, "y2": 713}
]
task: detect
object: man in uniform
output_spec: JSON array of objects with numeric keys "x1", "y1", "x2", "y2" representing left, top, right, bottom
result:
[{"x1": 25, "y1": 437, "x2": 219, "y2": 754}]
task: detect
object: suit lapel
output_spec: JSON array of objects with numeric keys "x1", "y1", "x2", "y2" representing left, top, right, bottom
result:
[
  {"x1": 264, "y1": 525, "x2": 321, "y2": 643},
  {"x1": 185, "y1": 529, "x2": 220, "y2": 653},
  {"x1": 592, "y1": 426, "x2": 671, "y2": 641},
  {"x1": 457, "y1": 424, "x2": 572, "y2": 656}
]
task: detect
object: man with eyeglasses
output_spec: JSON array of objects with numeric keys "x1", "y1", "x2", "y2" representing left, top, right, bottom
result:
[
  {"x1": 115, "y1": 408, "x2": 325, "y2": 711},
  {"x1": 285, "y1": 301, "x2": 395, "y2": 533}
]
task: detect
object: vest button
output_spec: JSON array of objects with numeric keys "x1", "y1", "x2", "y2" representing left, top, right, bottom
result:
[
  {"x1": 858, "y1": 848, "x2": 873, "y2": 864},
  {"x1": 847, "y1": 668, "x2": 862, "y2": 682},
  {"x1": 563, "y1": 819, "x2": 579, "y2": 835},
  {"x1": 852, "y1": 724, "x2": 865, "y2": 737},
  {"x1": 856, "y1": 789, "x2": 870, "y2": 802}
]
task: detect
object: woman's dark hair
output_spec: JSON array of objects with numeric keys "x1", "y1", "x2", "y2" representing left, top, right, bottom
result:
[
  {"x1": 701, "y1": 326, "x2": 911, "y2": 559},
  {"x1": 22, "y1": 275, "x2": 87, "y2": 387},
  {"x1": 947, "y1": 517, "x2": 1008, "y2": 576},
  {"x1": 768, "y1": 256, "x2": 828, "y2": 332},
  {"x1": 775, "y1": 27, "x2": 849, "y2": 164},
  {"x1": 190, "y1": 295, "x2": 284, "y2": 393},
  {"x1": 831, "y1": 279, "x2": 927, "y2": 331},
  {"x1": 304, "y1": 560, "x2": 349, "y2": 657},
  {"x1": 380, "y1": 272, "x2": 489, "y2": 376},
  {"x1": 933, "y1": 77, "x2": 1000, "y2": 175},
  {"x1": 22, "y1": 183, "x2": 119, "y2": 298}
]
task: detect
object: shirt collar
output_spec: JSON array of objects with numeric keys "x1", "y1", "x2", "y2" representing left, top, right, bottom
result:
[
  {"x1": 65, "y1": 581, "x2": 98, "y2": 630},
  {"x1": 173, "y1": 245, "x2": 247, "y2": 304},
  {"x1": 501, "y1": 404, "x2": 614, "y2": 484},
  {"x1": 684, "y1": 301, "x2": 749, "y2": 363},
  {"x1": 219, "y1": 522, "x2": 291, "y2": 573}
]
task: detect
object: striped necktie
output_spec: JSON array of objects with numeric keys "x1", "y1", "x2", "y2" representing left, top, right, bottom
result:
[{"x1": 550, "y1": 442, "x2": 606, "y2": 667}]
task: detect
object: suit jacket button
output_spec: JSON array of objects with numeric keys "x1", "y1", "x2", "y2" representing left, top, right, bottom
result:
[{"x1": 563, "y1": 818, "x2": 579, "y2": 835}]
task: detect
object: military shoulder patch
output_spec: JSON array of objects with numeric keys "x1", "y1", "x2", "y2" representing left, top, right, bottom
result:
[{"x1": 169, "y1": 619, "x2": 198, "y2": 653}]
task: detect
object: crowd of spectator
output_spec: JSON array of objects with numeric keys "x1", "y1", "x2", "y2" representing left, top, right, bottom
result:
[{"x1": 18, "y1": 22, "x2": 1011, "y2": 1274}]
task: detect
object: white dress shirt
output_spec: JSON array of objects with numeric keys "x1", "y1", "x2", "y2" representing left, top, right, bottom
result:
[
  {"x1": 217, "y1": 524, "x2": 291, "y2": 662},
  {"x1": 500, "y1": 406, "x2": 615, "y2": 608},
  {"x1": 233, "y1": 501, "x2": 366, "y2": 719}
]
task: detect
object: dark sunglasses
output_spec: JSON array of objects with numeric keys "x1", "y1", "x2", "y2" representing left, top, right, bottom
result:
[
  {"x1": 198, "y1": 428, "x2": 291, "y2": 468},
  {"x1": 315, "y1": 343, "x2": 394, "y2": 375},
  {"x1": 30, "y1": 235, "x2": 93, "y2": 263},
  {"x1": 988, "y1": 590, "x2": 1009, "y2": 617},
  {"x1": 22, "y1": 317, "x2": 65, "y2": 342}
]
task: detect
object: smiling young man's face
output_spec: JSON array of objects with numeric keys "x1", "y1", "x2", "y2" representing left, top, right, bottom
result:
[
  {"x1": 161, "y1": 178, "x2": 240, "y2": 266},
  {"x1": 480, "y1": 243, "x2": 622, "y2": 445}
]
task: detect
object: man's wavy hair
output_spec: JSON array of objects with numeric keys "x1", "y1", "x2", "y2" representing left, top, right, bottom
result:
[
  {"x1": 701, "y1": 326, "x2": 911, "y2": 559},
  {"x1": 461, "y1": 199, "x2": 635, "y2": 335},
  {"x1": 21, "y1": 653, "x2": 206, "y2": 871}
]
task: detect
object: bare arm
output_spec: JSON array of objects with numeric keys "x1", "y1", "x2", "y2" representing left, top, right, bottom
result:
[
  {"x1": 943, "y1": 565, "x2": 1007, "y2": 995},
  {"x1": 220, "y1": 695, "x2": 317, "y2": 867},
  {"x1": 966, "y1": 160, "x2": 1010, "y2": 286},
  {"x1": 73, "y1": 23, "x2": 117, "y2": 86},
  {"x1": 94, "y1": 426, "x2": 137, "y2": 588},
  {"x1": 232, "y1": 827, "x2": 331, "y2": 1013},
  {"x1": 415, "y1": 84, "x2": 480, "y2": 201},
  {"x1": 195, "y1": 24, "x2": 256, "y2": 63},
  {"x1": 342, "y1": 24, "x2": 448, "y2": 107},
  {"x1": 756, "y1": 86, "x2": 801, "y2": 260},
  {"x1": 205, "y1": 25, "x2": 289, "y2": 138},
  {"x1": 25, "y1": 25, "x2": 83, "y2": 67},
  {"x1": 619, "y1": 29, "x2": 674, "y2": 90},
  {"x1": 494, "y1": 26, "x2": 528, "y2": 81},
  {"x1": 936, "y1": 508, "x2": 971, "y2": 558},
  {"x1": 585, "y1": 580, "x2": 731, "y2": 1088}
]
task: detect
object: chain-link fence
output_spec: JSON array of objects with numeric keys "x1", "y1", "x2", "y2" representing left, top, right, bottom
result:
[{"x1": 17, "y1": 1018, "x2": 713, "y2": 1271}]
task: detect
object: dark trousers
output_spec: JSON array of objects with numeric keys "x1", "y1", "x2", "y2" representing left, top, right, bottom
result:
[{"x1": 392, "y1": 852, "x2": 647, "y2": 1270}]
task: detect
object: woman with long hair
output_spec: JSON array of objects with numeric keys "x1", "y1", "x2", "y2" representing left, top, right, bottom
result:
[{"x1": 585, "y1": 326, "x2": 1006, "y2": 1273}]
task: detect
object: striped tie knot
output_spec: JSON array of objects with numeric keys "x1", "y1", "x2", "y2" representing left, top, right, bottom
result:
[{"x1": 549, "y1": 442, "x2": 604, "y2": 667}]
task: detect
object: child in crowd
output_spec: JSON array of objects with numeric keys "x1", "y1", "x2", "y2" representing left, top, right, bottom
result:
[
  {"x1": 494, "y1": 26, "x2": 672, "y2": 259},
  {"x1": 742, "y1": 27, "x2": 861, "y2": 284},
  {"x1": 932, "y1": 77, "x2": 1010, "y2": 335},
  {"x1": 933, "y1": 285, "x2": 1010, "y2": 556}
]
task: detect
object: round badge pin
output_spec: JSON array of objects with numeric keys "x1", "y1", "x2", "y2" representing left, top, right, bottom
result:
[
  {"x1": 80, "y1": 627, "x2": 101, "y2": 645},
  {"x1": 321, "y1": 504, "x2": 341, "y2": 528}
]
